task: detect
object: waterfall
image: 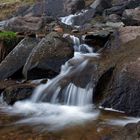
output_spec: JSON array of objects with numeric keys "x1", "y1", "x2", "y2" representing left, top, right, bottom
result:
[
  {"x1": 30, "y1": 35, "x2": 98, "y2": 106},
  {"x1": 1, "y1": 35, "x2": 100, "y2": 131},
  {"x1": 60, "y1": 10, "x2": 88, "y2": 26}
]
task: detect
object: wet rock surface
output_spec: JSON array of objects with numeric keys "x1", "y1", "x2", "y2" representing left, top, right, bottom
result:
[{"x1": 3, "y1": 83, "x2": 36, "y2": 105}]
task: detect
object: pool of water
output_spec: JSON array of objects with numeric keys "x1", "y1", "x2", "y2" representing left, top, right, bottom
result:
[{"x1": 0, "y1": 105, "x2": 138, "y2": 140}]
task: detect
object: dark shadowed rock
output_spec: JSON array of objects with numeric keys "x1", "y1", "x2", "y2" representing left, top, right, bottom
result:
[
  {"x1": 90, "y1": 0, "x2": 112, "y2": 14},
  {"x1": 83, "y1": 30, "x2": 111, "y2": 51},
  {"x1": 23, "y1": 32, "x2": 74, "y2": 80},
  {"x1": 101, "y1": 26, "x2": 140, "y2": 116},
  {"x1": 3, "y1": 83, "x2": 36, "y2": 105},
  {"x1": 0, "y1": 37, "x2": 39, "y2": 80},
  {"x1": 0, "y1": 80, "x2": 18, "y2": 93},
  {"x1": 105, "y1": 14, "x2": 121, "y2": 22},
  {"x1": 122, "y1": 7, "x2": 140, "y2": 26},
  {"x1": 72, "y1": 9, "x2": 96, "y2": 26},
  {"x1": 104, "y1": 0, "x2": 140, "y2": 16},
  {"x1": 64, "y1": 0, "x2": 85, "y2": 15}
]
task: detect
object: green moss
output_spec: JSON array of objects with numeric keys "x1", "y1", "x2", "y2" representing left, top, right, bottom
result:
[
  {"x1": 0, "y1": 31, "x2": 16, "y2": 40},
  {"x1": 0, "y1": 31, "x2": 19, "y2": 48}
]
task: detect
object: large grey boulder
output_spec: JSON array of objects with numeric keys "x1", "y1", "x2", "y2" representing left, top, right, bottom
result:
[
  {"x1": 90, "y1": 0, "x2": 112, "y2": 14},
  {"x1": 23, "y1": 32, "x2": 74, "y2": 80},
  {"x1": 0, "y1": 37, "x2": 39, "y2": 80},
  {"x1": 104, "y1": 0, "x2": 140, "y2": 16},
  {"x1": 5, "y1": 16, "x2": 43, "y2": 32},
  {"x1": 101, "y1": 26, "x2": 140, "y2": 116},
  {"x1": 25, "y1": 0, "x2": 85, "y2": 17}
]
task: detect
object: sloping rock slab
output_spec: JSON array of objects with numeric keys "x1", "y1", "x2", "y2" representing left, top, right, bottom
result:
[
  {"x1": 101, "y1": 26, "x2": 140, "y2": 116},
  {"x1": 3, "y1": 83, "x2": 36, "y2": 105},
  {"x1": 0, "y1": 37, "x2": 39, "y2": 80},
  {"x1": 5, "y1": 16, "x2": 43, "y2": 32},
  {"x1": 23, "y1": 32, "x2": 74, "y2": 80}
]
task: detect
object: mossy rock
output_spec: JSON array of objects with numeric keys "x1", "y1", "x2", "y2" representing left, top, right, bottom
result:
[
  {"x1": 0, "y1": 31, "x2": 21, "y2": 62},
  {"x1": 0, "y1": 31, "x2": 17, "y2": 46}
]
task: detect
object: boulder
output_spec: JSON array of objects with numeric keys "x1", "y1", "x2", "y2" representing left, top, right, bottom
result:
[
  {"x1": 105, "y1": 14, "x2": 121, "y2": 22},
  {"x1": 3, "y1": 83, "x2": 36, "y2": 105},
  {"x1": 104, "y1": 0, "x2": 140, "y2": 16},
  {"x1": 83, "y1": 30, "x2": 111, "y2": 51},
  {"x1": 122, "y1": 7, "x2": 140, "y2": 26},
  {"x1": 0, "y1": 35, "x2": 20, "y2": 63},
  {"x1": 90, "y1": 0, "x2": 112, "y2": 14},
  {"x1": 64, "y1": 0, "x2": 85, "y2": 14},
  {"x1": 4, "y1": 16, "x2": 43, "y2": 33},
  {"x1": 0, "y1": 37, "x2": 39, "y2": 80},
  {"x1": 101, "y1": 26, "x2": 140, "y2": 116},
  {"x1": 25, "y1": 0, "x2": 85, "y2": 17},
  {"x1": 23, "y1": 32, "x2": 74, "y2": 80},
  {"x1": 0, "y1": 80, "x2": 18, "y2": 93},
  {"x1": 112, "y1": 0, "x2": 140, "y2": 9},
  {"x1": 71, "y1": 9, "x2": 96, "y2": 26}
]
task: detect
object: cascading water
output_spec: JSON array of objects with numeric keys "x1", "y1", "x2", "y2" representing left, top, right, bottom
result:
[
  {"x1": 1, "y1": 34, "x2": 140, "y2": 132},
  {"x1": 1, "y1": 35, "x2": 100, "y2": 131},
  {"x1": 30, "y1": 35, "x2": 98, "y2": 106},
  {"x1": 60, "y1": 10, "x2": 88, "y2": 26}
]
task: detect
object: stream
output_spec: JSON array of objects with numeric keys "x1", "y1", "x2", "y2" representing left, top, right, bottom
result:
[
  {"x1": 0, "y1": 13, "x2": 139, "y2": 140},
  {"x1": 0, "y1": 35, "x2": 139, "y2": 140}
]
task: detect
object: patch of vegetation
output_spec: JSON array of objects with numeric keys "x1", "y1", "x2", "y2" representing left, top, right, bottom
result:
[{"x1": 0, "y1": 31, "x2": 18, "y2": 47}]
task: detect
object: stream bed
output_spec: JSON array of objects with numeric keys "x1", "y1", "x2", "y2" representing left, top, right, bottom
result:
[{"x1": 0, "y1": 106, "x2": 139, "y2": 140}]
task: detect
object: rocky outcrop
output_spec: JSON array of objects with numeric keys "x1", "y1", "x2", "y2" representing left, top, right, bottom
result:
[
  {"x1": 70, "y1": 9, "x2": 96, "y2": 26},
  {"x1": 0, "y1": 37, "x2": 39, "y2": 80},
  {"x1": 0, "y1": 36, "x2": 20, "y2": 63},
  {"x1": 5, "y1": 16, "x2": 43, "y2": 33},
  {"x1": 104, "y1": 0, "x2": 140, "y2": 16},
  {"x1": 64, "y1": 0, "x2": 85, "y2": 14},
  {"x1": 23, "y1": 32, "x2": 74, "y2": 80},
  {"x1": 122, "y1": 7, "x2": 140, "y2": 26},
  {"x1": 22, "y1": 0, "x2": 85, "y2": 17},
  {"x1": 83, "y1": 30, "x2": 111, "y2": 51},
  {"x1": 3, "y1": 83, "x2": 36, "y2": 105},
  {"x1": 90, "y1": 0, "x2": 112, "y2": 14},
  {"x1": 101, "y1": 26, "x2": 140, "y2": 116}
]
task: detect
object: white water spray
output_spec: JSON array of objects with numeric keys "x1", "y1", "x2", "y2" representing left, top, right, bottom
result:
[
  {"x1": 60, "y1": 10, "x2": 88, "y2": 26},
  {"x1": 1, "y1": 35, "x2": 100, "y2": 131}
]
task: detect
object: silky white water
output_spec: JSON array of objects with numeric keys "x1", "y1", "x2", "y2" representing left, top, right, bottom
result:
[
  {"x1": 60, "y1": 10, "x2": 88, "y2": 26},
  {"x1": 1, "y1": 35, "x2": 139, "y2": 131},
  {"x1": 0, "y1": 35, "x2": 101, "y2": 131}
]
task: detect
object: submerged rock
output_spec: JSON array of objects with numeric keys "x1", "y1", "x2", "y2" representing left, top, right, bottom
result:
[
  {"x1": 23, "y1": 32, "x2": 74, "y2": 80},
  {"x1": 0, "y1": 37, "x2": 39, "y2": 80}
]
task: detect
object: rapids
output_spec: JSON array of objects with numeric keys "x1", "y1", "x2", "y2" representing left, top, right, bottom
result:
[{"x1": 0, "y1": 34, "x2": 139, "y2": 133}]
